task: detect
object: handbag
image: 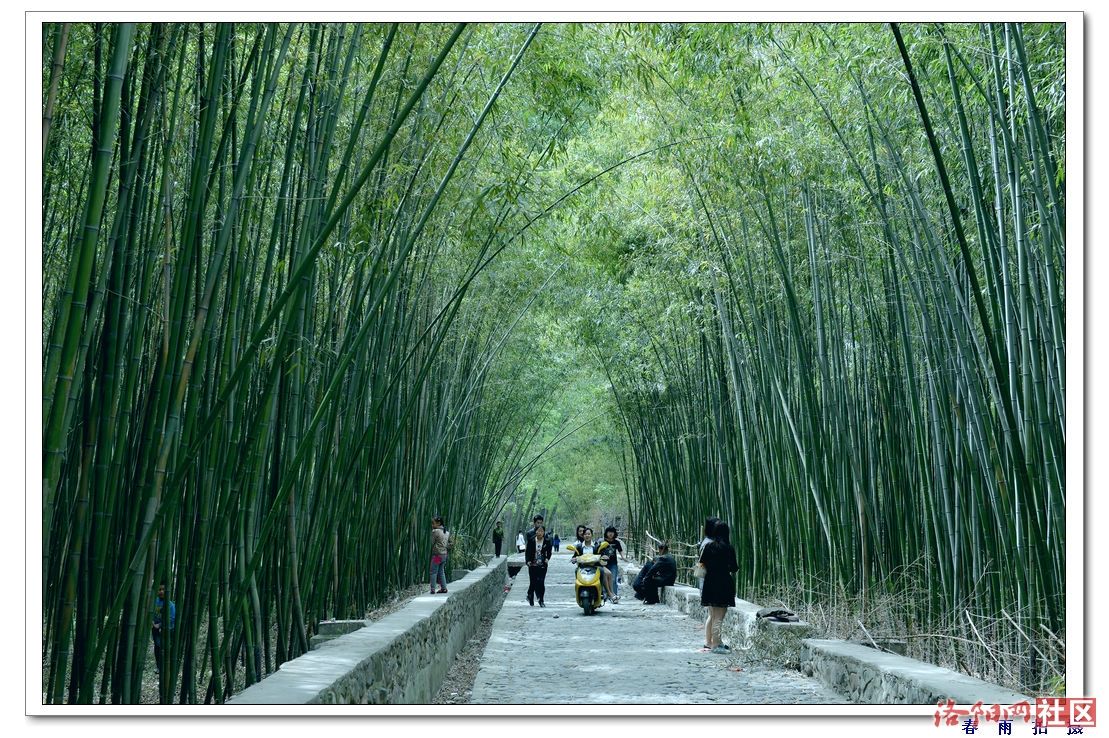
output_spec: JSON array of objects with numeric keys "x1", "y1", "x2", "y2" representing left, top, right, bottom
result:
[
  {"x1": 693, "y1": 562, "x2": 707, "y2": 579},
  {"x1": 431, "y1": 554, "x2": 443, "y2": 565}
]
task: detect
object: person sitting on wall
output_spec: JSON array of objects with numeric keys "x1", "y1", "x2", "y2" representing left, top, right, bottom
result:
[{"x1": 632, "y1": 541, "x2": 677, "y2": 604}]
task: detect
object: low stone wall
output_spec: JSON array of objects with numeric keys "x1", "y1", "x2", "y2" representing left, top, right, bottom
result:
[
  {"x1": 624, "y1": 563, "x2": 1027, "y2": 705},
  {"x1": 229, "y1": 556, "x2": 508, "y2": 704},
  {"x1": 800, "y1": 639, "x2": 1031, "y2": 705}
]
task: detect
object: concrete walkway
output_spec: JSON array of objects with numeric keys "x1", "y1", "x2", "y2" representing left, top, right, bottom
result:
[{"x1": 470, "y1": 550, "x2": 849, "y2": 704}]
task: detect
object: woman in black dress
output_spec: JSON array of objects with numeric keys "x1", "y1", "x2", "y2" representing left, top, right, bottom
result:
[
  {"x1": 697, "y1": 517, "x2": 720, "y2": 647},
  {"x1": 699, "y1": 521, "x2": 738, "y2": 653}
]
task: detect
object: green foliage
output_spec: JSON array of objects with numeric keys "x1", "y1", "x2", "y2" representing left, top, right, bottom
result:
[
  {"x1": 40, "y1": 20, "x2": 1065, "y2": 702},
  {"x1": 578, "y1": 21, "x2": 1065, "y2": 694}
]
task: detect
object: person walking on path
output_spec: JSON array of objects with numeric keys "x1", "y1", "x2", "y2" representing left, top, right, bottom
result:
[
  {"x1": 552, "y1": 533, "x2": 560, "y2": 552},
  {"x1": 699, "y1": 521, "x2": 739, "y2": 653},
  {"x1": 430, "y1": 516, "x2": 450, "y2": 594},
  {"x1": 152, "y1": 583, "x2": 175, "y2": 675},
  {"x1": 516, "y1": 531, "x2": 526, "y2": 553},
  {"x1": 525, "y1": 524, "x2": 553, "y2": 606},
  {"x1": 492, "y1": 521, "x2": 504, "y2": 557},
  {"x1": 526, "y1": 514, "x2": 544, "y2": 542},
  {"x1": 602, "y1": 526, "x2": 625, "y2": 597}
]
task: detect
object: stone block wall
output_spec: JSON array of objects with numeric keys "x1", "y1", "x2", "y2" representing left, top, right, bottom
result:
[
  {"x1": 309, "y1": 619, "x2": 366, "y2": 650},
  {"x1": 800, "y1": 639, "x2": 1031, "y2": 705},
  {"x1": 228, "y1": 556, "x2": 508, "y2": 704},
  {"x1": 624, "y1": 564, "x2": 1027, "y2": 706}
]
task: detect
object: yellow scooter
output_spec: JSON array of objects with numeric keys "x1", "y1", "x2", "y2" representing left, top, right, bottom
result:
[{"x1": 564, "y1": 543, "x2": 611, "y2": 615}]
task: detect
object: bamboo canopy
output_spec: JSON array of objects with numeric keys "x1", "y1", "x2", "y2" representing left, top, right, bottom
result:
[{"x1": 39, "y1": 21, "x2": 1066, "y2": 702}]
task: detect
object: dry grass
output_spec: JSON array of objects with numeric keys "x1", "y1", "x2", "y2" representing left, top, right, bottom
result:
[{"x1": 742, "y1": 569, "x2": 1065, "y2": 697}]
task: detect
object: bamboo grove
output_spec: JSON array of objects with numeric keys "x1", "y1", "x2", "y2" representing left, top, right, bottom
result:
[
  {"x1": 40, "y1": 21, "x2": 1067, "y2": 703},
  {"x1": 590, "y1": 23, "x2": 1064, "y2": 690},
  {"x1": 38, "y1": 22, "x2": 580, "y2": 703}
]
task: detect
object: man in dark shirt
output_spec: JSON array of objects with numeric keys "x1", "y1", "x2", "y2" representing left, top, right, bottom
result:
[
  {"x1": 492, "y1": 522, "x2": 504, "y2": 557},
  {"x1": 633, "y1": 542, "x2": 677, "y2": 605},
  {"x1": 525, "y1": 514, "x2": 545, "y2": 542}
]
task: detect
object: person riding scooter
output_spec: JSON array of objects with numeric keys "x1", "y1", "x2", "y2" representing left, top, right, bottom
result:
[
  {"x1": 569, "y1": 527, "x2": 619, "y2": 603},
  {"x1": 565, "y1": 529, "x2": 614, "y2": 615}
]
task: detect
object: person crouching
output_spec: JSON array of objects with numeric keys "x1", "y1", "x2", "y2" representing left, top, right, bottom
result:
[{"x1": 632, "y1": 541, "x2": 677, "y2": 604}]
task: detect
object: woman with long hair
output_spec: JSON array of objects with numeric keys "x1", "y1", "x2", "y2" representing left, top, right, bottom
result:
[
  {"x1": 699, "y1": 521, "x2": 738, "y2": 653},
  {"x1": 697, "y1": 517, "x2": 719, "y2": 647},
  {"x1": 699, "y1": 517, "x2": 719, "y2": 556}
]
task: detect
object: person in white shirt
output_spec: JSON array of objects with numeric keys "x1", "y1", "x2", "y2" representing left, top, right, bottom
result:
[{"x1": 516, "y1": 531, "x2": 526, "y2": 553}]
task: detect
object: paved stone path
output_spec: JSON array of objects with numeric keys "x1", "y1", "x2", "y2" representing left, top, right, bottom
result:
[{"x1": 470, "y1": 550, "x2": 850, "y2": 704}]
